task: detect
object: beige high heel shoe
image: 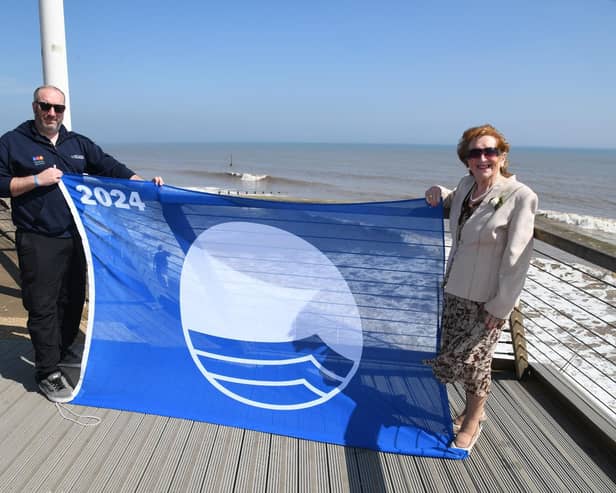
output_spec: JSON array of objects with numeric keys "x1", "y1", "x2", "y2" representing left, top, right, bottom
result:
[
  {"x1": 451, "y1": 423, "x2": 483, "y2": 453},
  {"x1": 452, "y1": 412, "x2": 487, "y2": 433}
]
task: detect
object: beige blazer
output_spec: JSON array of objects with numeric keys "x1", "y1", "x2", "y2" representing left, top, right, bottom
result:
[{"x1": 439, "y1": 174, "x2": 538, "y2": 320}]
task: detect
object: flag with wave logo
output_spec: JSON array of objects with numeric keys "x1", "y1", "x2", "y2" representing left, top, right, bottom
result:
[{"x1": 60, "y1": 174, "x2": 465, "y2": 459}]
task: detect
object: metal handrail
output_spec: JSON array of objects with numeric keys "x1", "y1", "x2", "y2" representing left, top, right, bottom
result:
[{"x1": 498, "y1": 215, "x2": 616, "y2": 426}]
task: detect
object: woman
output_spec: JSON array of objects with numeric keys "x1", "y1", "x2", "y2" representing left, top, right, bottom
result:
[{"x1": 425, "y1": 124, "x2": 537, "y2": 452}]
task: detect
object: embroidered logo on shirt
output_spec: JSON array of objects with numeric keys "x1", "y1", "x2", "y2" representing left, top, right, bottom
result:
[
  {"x1": 70, "y1": 154, "x2": 85, "y2": 160},
  {"x1": 32, "y1": 155, "x2": 45, "y2": 166}
]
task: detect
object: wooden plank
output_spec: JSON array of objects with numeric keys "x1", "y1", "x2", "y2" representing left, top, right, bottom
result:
[
  {"x1": 456, "y1": 426, "x2": 528, "y2": 493},
  {"x1": 493, "y1": 378, "x2": 596, "y2": 491},
  {"x1": 167, "y1": 421, "x2": 218, "y2": 493},
  {"x1": 472, "y1": 404, "x2": 539, "y2": 491},
  {"x1": 410, "y1": 453, "x2": 449, "y2": 492},
  {"x1": 0, "y1": 342, "x2": 34, "y2": 396},
  {"x1": 135, "y1": 418, "x2": 193, "y2": 492},
  {"x1": 0, "y1": 392, "x2": 60, "y2": 474},
  {"x1": 18, "y1": 407, "x2": 115, "y2": 493},
  {"x1": 380, "y1": 454, "x2": 425, "y2": 493},
  {"x1": 498, "y1": 378, "x2": 616, "y2": 492},
  {"x1": 234, "y1": 429, "x2": 271, "y2": 492},
  {"x1": 337, "y1": 446, "x2": 363, "y2": 492},
  {"x1": 0, "y1": 400, "x2": 82, "y2": 491},
  {"x1": 200, "y1": 424, "x2": 244, "y2": 492},
  {"x1": 100, "y1": 414, "x2": 168, "y2": 492},
  {"x1": 77, "y1": 411, "x2": 147, "y2": 491},
  {"x1": 267, "y1": 434, "x2": 298, "y2": 493},
  {"x1": 353, "y1": 447, "x2": 390, "y2": 492},
  {"x1": 447, "y1": 381, "x2": 544, "y2": 492},
  {"x1": 324, "y1": 443, "x2": 353, "y2": 493},
  {"x1": 298, "y1": 439, "x2": 329, "y2": 493},
  {"x1": 509, "y1": 307, "x2": 529, "y2": 380}
]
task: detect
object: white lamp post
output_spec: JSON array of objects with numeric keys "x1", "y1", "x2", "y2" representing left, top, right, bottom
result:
[{"x1": 38, "y1": 0, "x2": 72, "y2": 130}]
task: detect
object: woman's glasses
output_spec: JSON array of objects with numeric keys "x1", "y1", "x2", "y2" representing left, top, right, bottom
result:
[
  {"x1": 36, "y1": 101, "x2": 66, "y2": 114},
  {"x1": 467, "y1": 147, "x2": 500, "y2": 159}
]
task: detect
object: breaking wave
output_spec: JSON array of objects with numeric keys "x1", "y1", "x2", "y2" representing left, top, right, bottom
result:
[{"x1": 538, "y1": 210, "x2": 616, "y2": 235}]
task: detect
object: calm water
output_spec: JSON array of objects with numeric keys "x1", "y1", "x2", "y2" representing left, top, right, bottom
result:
[{"x1": 105, "y1": 142, "x2": 616, "y2": 243}]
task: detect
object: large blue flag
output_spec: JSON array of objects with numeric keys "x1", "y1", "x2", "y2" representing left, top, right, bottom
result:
[{"x1": 60, "y1": 174, "x2": 464, "y2": 459}]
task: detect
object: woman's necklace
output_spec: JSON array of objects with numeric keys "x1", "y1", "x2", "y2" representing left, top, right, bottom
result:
[{"x1": 469, "y1": 183, "x2": 492, "y2": 205}]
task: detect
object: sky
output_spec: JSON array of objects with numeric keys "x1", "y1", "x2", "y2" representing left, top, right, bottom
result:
[{"x1": 1, "y1": 0, "x2": 615, "y2": 148}]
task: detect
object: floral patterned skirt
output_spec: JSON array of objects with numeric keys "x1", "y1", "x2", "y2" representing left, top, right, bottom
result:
[{"x1": 426, "y1": 293, "x2": 503, "y2": 397}]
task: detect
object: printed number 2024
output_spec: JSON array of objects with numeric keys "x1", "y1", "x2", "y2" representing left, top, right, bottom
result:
[{"x1": 76, "y1": 185, "x2": 146, "y2": 211}]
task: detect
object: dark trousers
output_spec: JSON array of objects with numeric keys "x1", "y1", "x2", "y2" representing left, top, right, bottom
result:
[{"x1": 16, "y1": 230, "x2": 86, "y2": 381}]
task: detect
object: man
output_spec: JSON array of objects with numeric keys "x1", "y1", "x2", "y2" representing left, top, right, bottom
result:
[{"x1": 0, "y1": 85, "x2": 163, "y2": 402}]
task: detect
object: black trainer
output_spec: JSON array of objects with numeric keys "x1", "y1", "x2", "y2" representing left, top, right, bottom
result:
[{"x1": 38, "y1": 371, "x2": 74, "y2": 403}]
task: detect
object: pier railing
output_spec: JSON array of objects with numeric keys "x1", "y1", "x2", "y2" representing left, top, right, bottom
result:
[{"x1": 496, "y1": 215, "x2": 616, "y2": 441}]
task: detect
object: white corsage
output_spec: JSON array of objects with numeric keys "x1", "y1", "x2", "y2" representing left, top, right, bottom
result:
[{"x1": 489, "y1": 196, "x2": 505, "y2": 210}]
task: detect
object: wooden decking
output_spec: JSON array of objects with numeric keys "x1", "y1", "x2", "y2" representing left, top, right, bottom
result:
[
  {"x1": 1, "y1": 340, "x2": 615, "y2": 492},
  {"x1": 1, "y1": 207, "x2": 615, "y2": 492}
]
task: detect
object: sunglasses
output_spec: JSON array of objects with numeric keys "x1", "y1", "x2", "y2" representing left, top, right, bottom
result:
[
  {"x1": 467, "y1": 147, "x2": 500, "y2": 159},
  {"x1": 36, "y1": 101, "x2": 66, "y2": 114}
]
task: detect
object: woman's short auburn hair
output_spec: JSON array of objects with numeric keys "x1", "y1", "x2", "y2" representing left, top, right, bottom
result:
[{"x1": 456, "y1": 124, "x2": 512, "y2": 177}]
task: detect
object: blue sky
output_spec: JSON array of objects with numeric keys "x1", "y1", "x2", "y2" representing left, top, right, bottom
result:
[{"x1": 1, "y1": 1, "x2": 615, "y2": 147}]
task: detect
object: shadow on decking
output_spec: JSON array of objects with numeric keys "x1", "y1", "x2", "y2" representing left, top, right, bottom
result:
[{"x1": 514, "y1": 370, "x2": 616, "y2": 481}]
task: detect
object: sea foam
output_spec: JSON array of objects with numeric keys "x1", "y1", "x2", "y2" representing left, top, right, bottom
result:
[
  {"x1": 538, "y1": 210, "x2": 616, "y2": 235},
  {"x1": 227, "y1": 171, "x2": 269, "y2": 182}
]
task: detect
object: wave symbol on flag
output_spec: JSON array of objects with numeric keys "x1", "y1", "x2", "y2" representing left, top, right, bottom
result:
[{"x1": 180, "y1": 221, "x2": 363, "y2": 410}]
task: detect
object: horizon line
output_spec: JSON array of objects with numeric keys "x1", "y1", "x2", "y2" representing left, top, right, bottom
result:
[{"x1": 100, "y1": 140, "x2": 616, "y2": 152}]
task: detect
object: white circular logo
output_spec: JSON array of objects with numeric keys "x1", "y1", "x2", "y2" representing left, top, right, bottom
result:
[{"x1": 180, "y1": 222, "x2": 363, "y2": 410}]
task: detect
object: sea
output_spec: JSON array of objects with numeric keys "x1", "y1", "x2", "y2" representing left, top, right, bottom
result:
[
  {"x1": 104, "y1": 142, "x2": 616, "y2": 416},
  {"x1": 105, "y1": 142, "x2": 616, "y2": 245}
]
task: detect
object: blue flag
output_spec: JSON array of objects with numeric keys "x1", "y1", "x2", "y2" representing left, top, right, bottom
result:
[{"x1": 60, "y1": 174, "x2": 464, "y2": 459}]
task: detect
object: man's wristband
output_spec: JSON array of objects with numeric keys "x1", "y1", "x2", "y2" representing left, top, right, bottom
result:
[{"x1": 33, "y1": 175, "x2": 39, "y2": 187}]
